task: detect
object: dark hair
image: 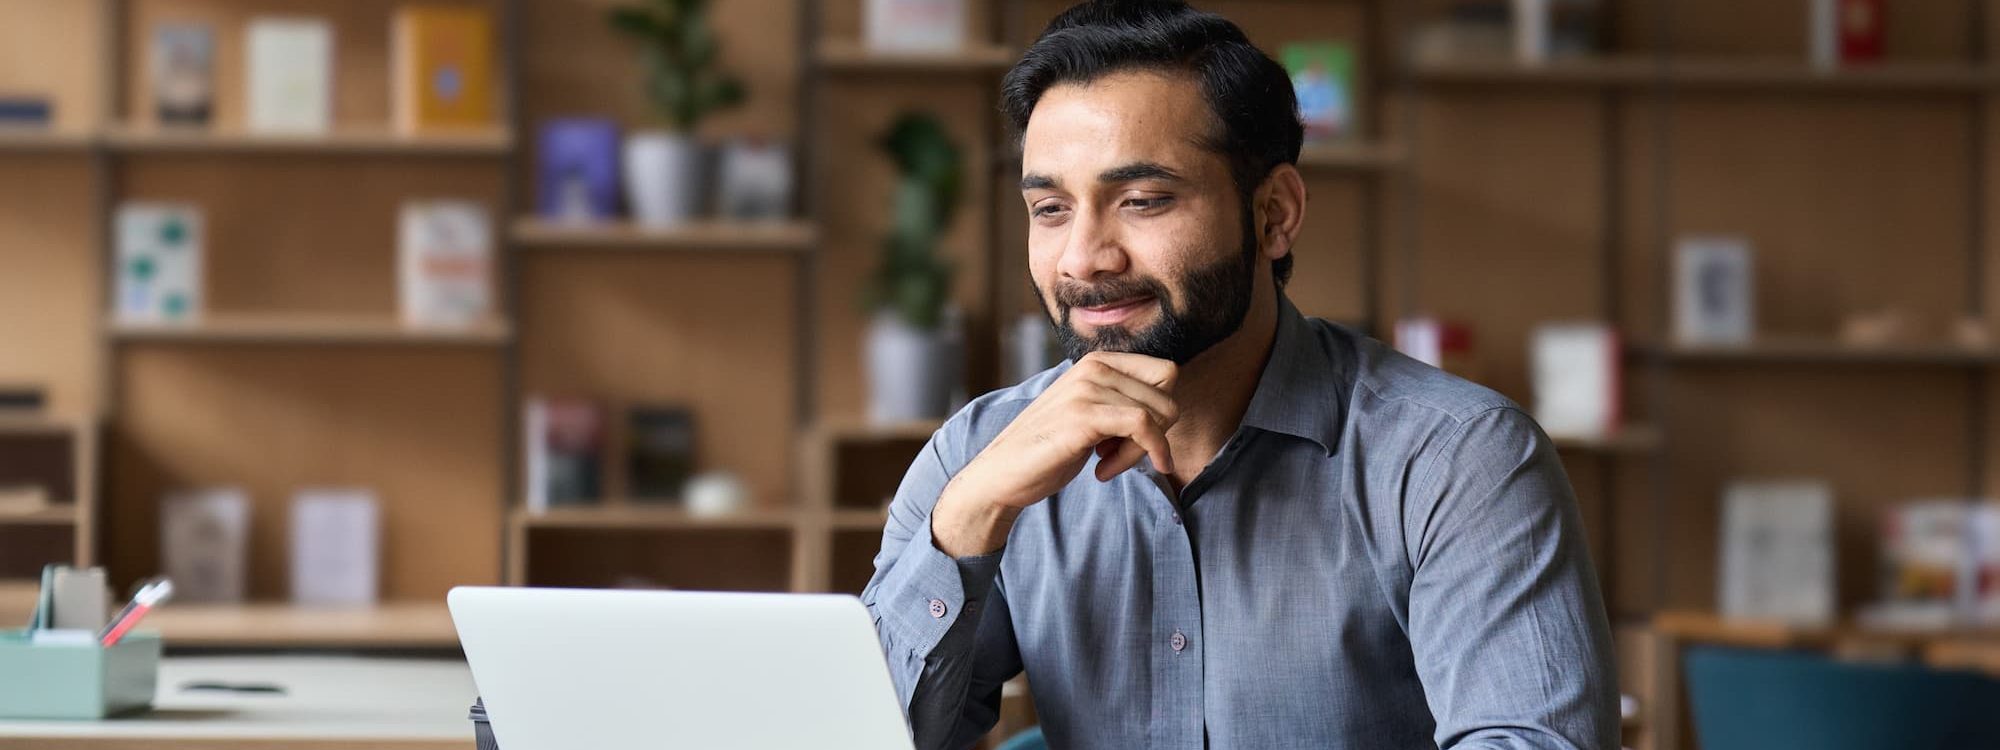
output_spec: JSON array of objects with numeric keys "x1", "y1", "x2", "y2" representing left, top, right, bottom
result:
[{"x1": 1001, "y1": 0, "x2": 1303, "y2": 286}]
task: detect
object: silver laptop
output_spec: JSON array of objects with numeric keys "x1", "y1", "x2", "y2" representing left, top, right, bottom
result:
[{"x1": 448, "y1": 586, "x2": 916, "y2": 750}]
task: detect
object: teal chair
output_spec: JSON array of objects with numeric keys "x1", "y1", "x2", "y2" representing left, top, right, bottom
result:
[
  {"x1": 1684, "y1": 646, "x2": 2000, "y2": 749},
  {"x1": 994, "y1": 726, "x2": 1046, "y2": 750}
]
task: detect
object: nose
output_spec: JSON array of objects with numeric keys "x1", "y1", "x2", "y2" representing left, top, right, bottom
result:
[{"x1": 1055, "y1": 206, "x2": 1129, "y2": 282}]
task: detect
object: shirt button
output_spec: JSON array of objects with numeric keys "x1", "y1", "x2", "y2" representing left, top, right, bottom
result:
[
  {"x1": 927, "y1": 599, "x2": 947, "y2": 619},
  {"x1": 1170, "y1": 630, "x2": 1188, "y2": 653},
  {"x1": 1170, "y1": 512, "x2": 1182, "y2": 525}
]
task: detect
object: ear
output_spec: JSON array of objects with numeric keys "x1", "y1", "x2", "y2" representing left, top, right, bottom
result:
[{"x1": 1254, "y1": 163, "x2": 1308, "y2": 263}]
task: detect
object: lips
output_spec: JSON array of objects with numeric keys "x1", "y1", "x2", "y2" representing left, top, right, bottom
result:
[{"x1": 1072, "y1": 295, "x2": 1156, "y2": 327}]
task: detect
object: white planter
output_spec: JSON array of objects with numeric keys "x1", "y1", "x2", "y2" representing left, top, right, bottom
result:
[
  {"x1": 866, "y1": 310, "x2": 956, "y2": 424},
  {"x1": 623, "y1": 131, "x2": 704, "y2": 227}
]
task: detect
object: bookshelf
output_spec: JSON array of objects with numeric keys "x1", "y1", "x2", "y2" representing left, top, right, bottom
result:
[
  {"x1": 511, "y1": 218, "x2": 818, "y2": 253},
  {"x1": 1653, "y1": 339, "x2": 2000, "y2": 366},
  {"x1": 107, "y1": 315, "x2": 514, "y2": 346},
  {"x1": 815, "y1": 40, "x2": 1020, "y2": 75},
  {"x1": 100, "y1": 125, "x2": 515, "y2": 155}
]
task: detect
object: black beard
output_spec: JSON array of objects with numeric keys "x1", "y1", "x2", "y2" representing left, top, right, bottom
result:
[{"x1": 1033, "y1": 216, "x2": 1259, "y2": 366}]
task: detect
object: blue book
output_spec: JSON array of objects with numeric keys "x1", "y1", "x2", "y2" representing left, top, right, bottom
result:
[
  {"x1": 536, "y1": 118, "x2": 621, "y2": 221},
  {"x1": 0, "y1": 97, "x2": 52, "y2": 127}
]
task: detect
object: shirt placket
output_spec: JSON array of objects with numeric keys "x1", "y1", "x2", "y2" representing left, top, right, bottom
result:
[{"x1": 1145, "y1": 466, "x2": 1204, "y2": 750}]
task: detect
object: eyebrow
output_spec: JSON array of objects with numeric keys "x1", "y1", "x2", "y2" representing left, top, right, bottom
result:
[{"x1": 1019, "y1": 161, "x2": 1188, "y2": 192}]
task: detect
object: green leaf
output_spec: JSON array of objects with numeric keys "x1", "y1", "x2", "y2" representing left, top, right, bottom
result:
[{"x1": 607, "y1": 7, "x2": 664, "y2": 38}]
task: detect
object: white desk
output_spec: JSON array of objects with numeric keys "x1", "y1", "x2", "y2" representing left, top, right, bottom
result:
[{"x1": 0, "y1": 656, "x2": 476, "y2": 750}]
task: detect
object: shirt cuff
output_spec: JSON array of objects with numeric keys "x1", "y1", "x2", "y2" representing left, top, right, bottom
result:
[{"x1": 878, "y1": 530, "x2": 1004, "y2": 658}]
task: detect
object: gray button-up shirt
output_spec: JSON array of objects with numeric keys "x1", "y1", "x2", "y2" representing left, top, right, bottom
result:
[{"x1": 863, "y1": 296, "x2": 1618, "y2": 749}]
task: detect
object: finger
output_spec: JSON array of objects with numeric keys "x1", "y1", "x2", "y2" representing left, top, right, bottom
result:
[
  {"x1": 1085, "y1": 369, "x2": 1179, "y2": 430},
  {"x1": 1088, "y1": 403, "x2": 1176, "y2": 476},
  {"x1": 1080, "y1": 351, "x2": 1178, "y2": 391},
  {"x1": 1095, "y1": 438, "x2": 1149, "y2": 481}
]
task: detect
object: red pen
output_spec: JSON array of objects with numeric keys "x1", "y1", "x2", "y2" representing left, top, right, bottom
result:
[{"x1": 98, "y1": 578, "x2": 174, "y2": 647}]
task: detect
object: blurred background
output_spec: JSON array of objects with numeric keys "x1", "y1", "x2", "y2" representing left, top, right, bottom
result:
[{"x1": 5, "y1": 0, "x2": 2000, "y2": 748}]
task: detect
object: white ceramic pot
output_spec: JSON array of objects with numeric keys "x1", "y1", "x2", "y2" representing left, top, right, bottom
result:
[
  {"x1": 865, "y1": 0, "x2": 968, "y2": 52},
  {"x1": 622, "y1": 130, "x2": 704, "y2": 227},
  {"x1": 865, "y1": 310, "x2": 955, "y2": 424}
]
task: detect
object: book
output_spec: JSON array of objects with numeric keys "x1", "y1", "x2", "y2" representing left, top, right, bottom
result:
[
  {"x1": 150, "y1": 22, "x2": 214, "y2": 127},
  {"x1": 523, "y1": 397, "x2": 605, "y2": 513},
  {"x1": 1530, "y1": 322, "x2": 1621, "y2": 441},
  {"x1": 1282, "y1": 42, "x2": 1358, "y2": 143},
  {"x1": 115, "y1": 203, "x2": 203, "y2": 324},
  {"x1": 1812, "y1": 0, "x2": 1884, "y2": 68},
  {"x1": 0, "y1": 96, "x2": 53, "y2": 127},
  {"x1": 289, "y1": 488, "x2": 380, "y2": 606},
  {"x1": 626, "y1": 406, "x2": 697, "y2": 502},
  {"x1": 1673, "y1": 235, "x2": 1755, "y2": 345},
  {"x1": 393, "y1": 6, "x2": 497, "y2": 134},
  {"x1": 864, "y1": 0, "x2": 967, "y2": 52},
  {"x1": 716, "y1": 137, "x2": 794, "y2": 221},
  {"x1": 1717, "y1": 480, "x2": 1835, "y2": 625},
  {"x1": 1394, "y1": 317, "x2": 1479, "y2": 381},
  {"x1": 161, "y1": 488, "x2": 250, "y2": 603},
  {"x1": 535, "y1": 118, "x2": 621, "y2": 222},
  {"x1": 398, "y1": 200, "x2": 493, "y2": 328},
  {"x1": 246, "y1": 17, "x2": 333, "y2": 133}
]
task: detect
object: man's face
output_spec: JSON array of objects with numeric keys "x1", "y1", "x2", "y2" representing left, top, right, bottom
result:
[{"x1": 1020, "y1": 70, "x2": 1258, "y2": 365}]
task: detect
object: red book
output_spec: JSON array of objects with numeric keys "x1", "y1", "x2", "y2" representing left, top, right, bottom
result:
[{"x1": 1839, "y1": 0, "x2": 1884, "y2": 63}]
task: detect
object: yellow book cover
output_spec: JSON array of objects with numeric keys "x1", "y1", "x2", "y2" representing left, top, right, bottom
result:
[{"x1": 394, "y1": 6, "x2": 495, "y2": 133}]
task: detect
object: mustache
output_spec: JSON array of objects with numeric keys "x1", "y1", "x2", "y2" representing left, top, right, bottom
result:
[{"x1": 1054, "y1": 276, "x2": 1170, "y2": 310}]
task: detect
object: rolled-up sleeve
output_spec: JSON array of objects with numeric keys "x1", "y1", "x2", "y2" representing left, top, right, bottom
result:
[
  {"x1": 860, "y1": 424, "x2": 1023, "y2": 750},
  {"x1": 1405, "y1": 407, "x2": 1620, "y2": 750}
]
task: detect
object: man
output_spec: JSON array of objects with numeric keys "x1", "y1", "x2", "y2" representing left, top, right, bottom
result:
[{"x1": 861, "y1": 1, "x2": 1618, "y2": 748}]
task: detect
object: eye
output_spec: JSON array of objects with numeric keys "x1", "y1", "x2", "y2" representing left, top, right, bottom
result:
[
  {"x1": 1032, "y1": 203, "x2": 1070, "y2": 220},
  {"x1": 1123, "y1": 196, "x2": 1174, "y2": 212}
]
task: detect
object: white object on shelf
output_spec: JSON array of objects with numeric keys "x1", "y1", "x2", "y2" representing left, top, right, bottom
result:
[
  {"x1": 290, "y1": 488, "x2": 381, "y2": 606},
  {"x1": 865, "y1": 310, "x2": 957, "y2": 424},
  {"x1": 245, "y1": 17, "x2": 333, "y2": 134},
  {"x1": 115, "y1": 203, "x2": 204, "y2": 324},
  {"x1": 399, "y1": 200, "x2": 493, "y2": 328},
  {"x1": 1718, "y1": 479, "x2": 1834, "y2": 625},
  {"x1": 623, "y1": 131, "x2": 705, "y2": 227},
  {"x1": 864, "y1": 0, "x2": 968, "y2": 53},
  {"x1": 1809, "y1": 0, "x2": 1839, "y2": 70},
  {"x1": 161, "y1": 488, "x2": 250, "y2": 604},
  {"x1": 684, "y1": 472, "x2": 748, "y2": 518},
  {"x1": 1673, "y1": 235, "x2": 1755, "y2": 345},
  {"x1": 1530, "y1": 322, "x2": 1621, "y2": 441},
  {"x1": 1005, "y1": 313, "x2": 1057, "y2": 385},
  {"x1": 1513, "y1": 0, "x2": 1552, "y2": 64}
]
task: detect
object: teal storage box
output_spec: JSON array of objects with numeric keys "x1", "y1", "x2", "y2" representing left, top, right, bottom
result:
[{"x1": 0, "y1": 630, "x2": 161, "y2": 719}]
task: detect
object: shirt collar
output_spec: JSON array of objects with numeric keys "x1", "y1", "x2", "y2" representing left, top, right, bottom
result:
[{"x1": 1238, "y1": 294, "x2": 1345, "y2": 456}]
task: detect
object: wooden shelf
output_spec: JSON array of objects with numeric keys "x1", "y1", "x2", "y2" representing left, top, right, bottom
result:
[
  {"x1": 0, "y1": 506, "x2": 78, "y2": 526},
  {"x1": 1298, "y1": 141, "x2": 1406, "y2": 173},
  {"x1": 1651, "y1": 338, "x2": 1998, "y2": 366},
  {"x1": 146, "y1": 600, "x2": 460, "y2": 649},
  {"x1": 512, "y1": 218, "x2": 817, "y2": 253},
  {"x1": 831, "y1": 508, "x2": 890, "y2": 531},
  {"x1": 0, "y1": 414, "x2": 86, "y2": 436},
  {"x1": 0, "y1": 129, "x2": 94, "y2": 153},
  {"x1": 514, "y1": 505, "x2": 801, "y2": 531},
  {"x1": 1413, "y1": 56, "x2": 1995, "y2": 93},
  {"x1": 102, "y1": 125, "x2": 513, "y2": 156},
  {"x1": 108, "y1": 315, "x2": 513, "y2": 346},
  {"x1": 816, "y1": 40, "x2": 1018, "y2": 75},
  {"x1": 1411, "y1": 56, "x2": 1659, "y2": 87},
  {"x1": 1550, "y1": 424, "x2": 1662, "y2": 454}
]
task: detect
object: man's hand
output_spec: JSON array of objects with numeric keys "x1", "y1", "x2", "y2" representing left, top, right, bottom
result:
[{"x1": 930, "y1": 352, "x2": 1179, "y2": 557}]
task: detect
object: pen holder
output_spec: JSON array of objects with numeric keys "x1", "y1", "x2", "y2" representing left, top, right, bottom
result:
[{"x1": 0, "y1": 629, "x2": 161, "y2": 719}]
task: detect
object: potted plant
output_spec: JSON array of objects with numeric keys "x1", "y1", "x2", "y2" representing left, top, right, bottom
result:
[
  {"x1": 863, "y1": 113, "x2": 962, "y2": 423},
  {"x1": 607, "y1": 0, "x2": 745, "y2": 226}
]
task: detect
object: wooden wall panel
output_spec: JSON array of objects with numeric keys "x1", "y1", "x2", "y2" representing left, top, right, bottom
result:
[
  {"x1": 0, "y1": 0, "x2": 104, "y2": 132},
  {"x1": 525, "y1": 528, "x2": 792, "y2": 590},
  {"x1": 1409, "y1": 92, "x2": 1607, "y2": 404},
  {"x1": 0, "y1": 158, "x2": 100, "y2": 417},
  {"x1": 517, "y1": 252, "x2": 800, "y2": 506},
  {"x1": 118, "y1": 157, "x2": 506, "y2": 316},
  {"x1": 1660, "y1": 369, "x2": 1969, "y2": 612},
  {"x1": 108, "y1": 346, "x2": 504, "y2": 599},
  {"x1": 814, "y1": 80, "x2": 998, "y2": 420},
  {"x1": 1659, "y1": 96, "x2": 1971, "y2": 339},
  {"x1": 124, "y1": 0, "x2": 505, "y2": 129}
]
